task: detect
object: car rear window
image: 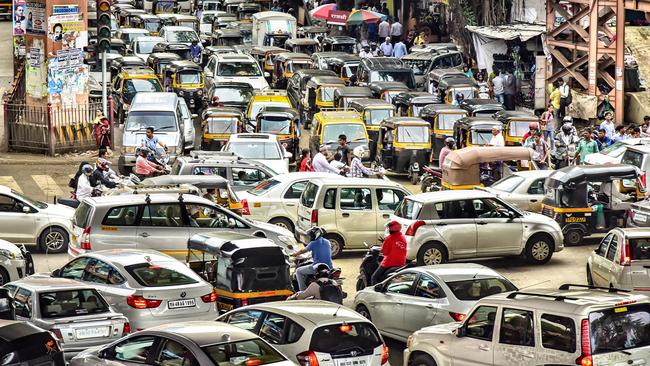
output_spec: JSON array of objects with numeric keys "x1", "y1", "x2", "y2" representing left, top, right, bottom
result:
[
  {"x1": 202, "y1": 339, "x2": 286, "y2": 366},
  {"x1": 125, "y1": 263, "x2": 199, "y2": 287},
  {"x1": 39, "y1": 289, "x2": 110, "y2": 318},
  {"x1": 621, "y1": 149, "x2": 646, "y2": 169},
  {"x1": 445, "y1": 278, "x2": 517, "y2": 301},
  {"x1": 72, "y1": 202, "x2": 93, "y2": 228},
  {"x1": 300, "y1": 182, "x2": 319, "y2": 208},
  {"x1": 309, "y1": 322, "x2": 382, "y2": 357},
  {"x1": 248, "y1": 179, "x2": 281, "y2": 196},
  {"x1": 630, "y1": 239, "x2": 650, "y2": 260},
  {"x1": 589, "y1": 303, "x2": 650, "y2": 355},
  {"x1": 394, "y1": 198, "x2": 422, "y2": 220}
]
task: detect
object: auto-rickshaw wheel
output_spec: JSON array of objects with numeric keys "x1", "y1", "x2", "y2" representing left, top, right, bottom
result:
[
  {"x1": 564, "y1": 229, "x2": 584, "y2": 246},
  {"x1": 410, "y1": 172, "x2": 419, "y2": 185}
]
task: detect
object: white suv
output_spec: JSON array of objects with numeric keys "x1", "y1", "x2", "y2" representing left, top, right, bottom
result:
[
  {"x1": 223, "y1": 133, "x2": 292, "y2": 174},
  {"x1": 204, "y1": 54, "x2": 269, "y2": 91},
  {"x1": 390, "y1": 190, "x2": 564, "y2": 265},
  {"x1": 404, "y1": 284, "x2": 650, "y2": 366}
]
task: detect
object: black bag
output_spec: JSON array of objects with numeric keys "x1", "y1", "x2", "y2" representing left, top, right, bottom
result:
[
  {"x1": 318, "y1": 280, "x2": 343, "y2": 304},
  {"x1": 68, "y1": 178, "x2": 77, "y2": 190}
]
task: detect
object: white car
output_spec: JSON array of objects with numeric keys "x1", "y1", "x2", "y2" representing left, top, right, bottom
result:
[
  {"x1": 354, "y1": 264, "x2": 516, "y2": 342},
  {"x1": 204, "y1": 53, "x2": 269, "y2": 91},
  {"x1": 238, "y1": 172, "x2": 336, "y2": 232},
  {"x1": 477, "y1": 170, "x2": 553, "y2": 213},
  {"x1": 584, "y1": 137, "x2": 650, "y2": 165},
  {"x1": 0, "y1": 185, "x2": 74, "y2": 253},
  {"x1": 218, "y1": 300, "x2": 389, "y2": 366},
  {"x1": 224, "y1": 133, "x2": 291, "y2": 174},
  {"x1": 200, "y1": 10, "x2": 226, "y2": 34},
  {"x1": 130, "y1": 36, "x2": 164, "y2": 62},
  {"x1": 159, "y1": 25, "x2": 200, "y2": 46},
  {"x1": 0, "y1": 239, "x2": 29, "y2": 285}
]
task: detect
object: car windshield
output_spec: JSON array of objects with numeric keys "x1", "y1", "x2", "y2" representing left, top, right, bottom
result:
[
  {"x1": 143, "y1": 21, "x2": 160, "y2": 33},
  {"x1": 490, "y1": 175, "x2": 526, "y2": 193},
  {"x1": 319, "y1": 86, "x2": 338, "y2": 102},
  {"x1": 509, "y1": 121, "x2": 531, "y2": 137},
  {"x1": 167, "y1": 30, "x2": 198, "y2": 43},
  {"x1": 203, "y1": 339, "x2": 285, "y2": 366},
  {"x1": 125, "y1": 262, "x2": 199, "y2": 287},
  {"x1": 227, "y1": 141, "x2": 281, "y2": 159},
  {"x1": 445, "y1": 277, "x2": 517, "y2": 301},
  {"x1": 123, "y1": 79, "x2": 162, "y2": 97},
  {"x1": 394, "y1": 198, "x2": 422, "y2": 220},
  {"x1": 177, "y1": 71, "x2": 201, "y2": 84},
  {"x1": 621, "y1": 150, "x2": 646, "y2": 169},
  {"x1": 309, "y1": 322, "x2": 382, "y2": 357},
  {"x1": 369, "y1": 71, "x2": 415, "y2": 89},
  {"x1": 11, "y1": 190, "x2": 47, "y2": 209},
  {"x1": 207, "y1": 117, "x2": 238, "y2": 134},
  {"x1": 365, "y1": 109, "x2": 393, "y2": 126},
  {"x1": 39, "y1": 289, "x2": 110, "y2": 318},
  {"x1": 248, "y1": 179, "x2": 281, "y2": 196},
  {"x1": 259, "y1": 117, "x2": 291, "y2": 134},
  {"x1": 437, "y1": 113, "x2": 464, "y2": 130},
  {"x1": 126, "y1": 111, "x2": 177, "y2": 131},
  {"x1": 323, "y1": 124, "x2": 366, "y2": 145},
  {"x1": 590, "y1": 304, "x2": 650, "y2": 355},
  {"x1": 397, "y1": 125, "x2": 429, "y2": 143},
  {"x1": 136, "y1": 40, "x2": 159, "y2": 54},
  {"x1": 404, "y1": 59, "x2": 431, "y2": 75},
  {"x1": 471, "y1": 130, "x2": 493, "y2": 145},
  {"x1": 249, "y1": 102, "x2": 291, "y2": 120},
  {"x1": 602, "y1": 141, "x2": 627, "y2": 157},
  {"x1": 212, "y1": 87, "x2": 253, "y2": 103},
  {"x1": 217, "y1": 62, "x2": 261, "y2": 76}
]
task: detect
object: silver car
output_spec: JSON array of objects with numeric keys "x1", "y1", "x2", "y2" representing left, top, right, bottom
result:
[
  {"x1": 70, "y1": 321, "x2": 296, "y2": 366},
  {"x1": 43, "y1": 249, "x2": 218, "y2": 331},
  {"x1": 5, "y1": 277, "x2": 129, "y2": 359},
  {"x1": 477, "y1": 170, "x2": 553, "y2": 213},
  {"x1": 353, "y1": 264, "x2": 517, "y2": 341}
]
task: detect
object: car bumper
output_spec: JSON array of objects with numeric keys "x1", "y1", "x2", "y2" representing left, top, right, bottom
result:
[
  {"x1": 402, "y1": 348, "x2": 411, "y2": 366},
  {"x1": 125, "y1": 306, "x2": 218, "y2": 331},
  {"x1": 295, "y1": 225, "x2": 309, "y2": 244}
]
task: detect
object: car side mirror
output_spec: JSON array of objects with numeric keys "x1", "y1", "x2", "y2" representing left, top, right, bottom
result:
[
  {"x1": 454, "y1": 325, "x2": 466, "y2": 337},
  {"x1": 506, "y1": 210, "x2": 515, "y2": 220},
  {"x1": 51, "y1": 268, "x2": 61, "y2": 277},
  {"x1": 21, "y1": 205, "x2": 30, "y2": 213},
  {"x1": 100, "y1": 347, "x2": 117, "y2": 359},
  {"x1": 373, "y1": 284, "x2": 385, "y2": 292}
]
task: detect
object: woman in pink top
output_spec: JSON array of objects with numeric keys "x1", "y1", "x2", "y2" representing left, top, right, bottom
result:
[{"x1": 134, "y1": 148, "x2": 162, "y2": 177}]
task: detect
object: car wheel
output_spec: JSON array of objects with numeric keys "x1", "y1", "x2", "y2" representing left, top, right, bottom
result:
[
  {"x1": 38, "y1": 227, "x2": 69, "y2": 254},
  {"x1": 325, "y1": 234, "x2": 343, "y2": 258},
  {"x1": 586, "y1": 265, "x2": 594, "y2": 286},
  {"x1": 355, "y1": 305, "x2": 371, "y2": 320},
  {"x1": 525, "y1": 235, "x2": 553, "y2": 264},
  {"x1": 0, "y1": 267, "x2": 10, "y2": 286},
  {"x1": 269, "y1": 217, "x2": 294, "y2": 233},
  {"x1": 411, "y1": 354, "x2": 437, "y2": 366},
  {"x1": 564, "y1": 229, "x2": 583, "y2": 246},
  {"x1": 417, "y1": 242, "x2": 447, "y2": 266}
]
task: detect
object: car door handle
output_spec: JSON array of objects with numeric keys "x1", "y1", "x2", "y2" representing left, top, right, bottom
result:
[
  {"x1": 425, "y1": 304, "x2": 435, "y2": 309},
  {"x1": 530, "y1": 199, "x2": 538, "y2": 202},
  {"x1": 478, "y1": 344, "x2": 490, "y2": 351},
  {"x1": 139, "y1": 232, "x2": 150, "y2": 238},
  {"x1": 476, "y1": 221, "x2": 488, "y2": 225},
  {"x1": 342, "y1": 213, "x2": 350, "y2": 217},
  {"x1": 382, "y1": 214, "x2": 390, "y2": 218},
  {"x1": 435, "y1": 223, "x2": 447, "y2": 226},
  {"x1": 286, "y1": 203, "x2": 295, "y2": 206}
]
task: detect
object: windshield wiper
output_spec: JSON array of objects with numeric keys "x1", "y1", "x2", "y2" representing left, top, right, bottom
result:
[
  {"x1": 351, "y1": 137, "x2": 367, "y2": 142},
  {"x1": 158, "y1": 125, "x2": 176, "y2": 130}
]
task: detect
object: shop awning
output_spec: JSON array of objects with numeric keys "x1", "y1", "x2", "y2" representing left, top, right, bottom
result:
[{"x1": 465, "y1": 23, "x2": 546, "y2": 41}]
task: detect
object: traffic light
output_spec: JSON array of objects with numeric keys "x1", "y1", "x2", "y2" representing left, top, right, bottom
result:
[{"x1": 96, "y1": 0, "x2": 111, "y2": 52}]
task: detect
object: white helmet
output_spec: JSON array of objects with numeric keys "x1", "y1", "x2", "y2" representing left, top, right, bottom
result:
[{"x1": 353, "y1": 146, "x2": 365, "y2": 159}]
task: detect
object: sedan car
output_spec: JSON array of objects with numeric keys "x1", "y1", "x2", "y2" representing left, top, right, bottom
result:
[
  {"x1": 224, "y1": 133, "x2": 292, "y2": 174},
  {"x1": 0, "y1": 185, "x2": 74, "y2": 253},
  {"x1": 584, "y1": 137, "x2": 650, "y2": 165},
  {"x1": 477, "y1": 170, "x2": 553, "y2": 213},
  {"x1": 5, "y1": 277, "x2": 129, "y2": 359},
  {"x1": 218, "y1": 300, "x2": 389, "y2": 366},
  {"x1": 238, "y1": 172, "x2": 336, "y2": 232},
  {"x1": 353, "y1": 264, "x2": 516, "y2": 341},
  {"x1": 70, "y1": 321, "x2": 295, "y2": 366},
  {"x1": 40, "y1": 249, "x2": 218, "y2": 331}
]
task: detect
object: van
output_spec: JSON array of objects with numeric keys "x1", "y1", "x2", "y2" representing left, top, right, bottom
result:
[
  {"x1": 295, "y1": 177, "x2": 410, "y2": 257},
  {"x1": 204, "y1": 54, "x2": 269, "y2": 91},
  {"x1": 117, "y1": 92, "x2": 194, "y2": 175}
]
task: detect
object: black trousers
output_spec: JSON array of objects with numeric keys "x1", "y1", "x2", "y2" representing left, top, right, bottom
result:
[
  {"x1": 504, "y1": 94, "x2": 515, "y2": 110},
  {"x1": 371, "y1": 266, "x2": 389, "y2": 285},
  {"x1": 559, "y1": 97, "x2": 569, "y2": 118}
]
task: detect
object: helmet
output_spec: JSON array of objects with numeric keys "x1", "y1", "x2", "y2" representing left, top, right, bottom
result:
[
  {"x1": 444, "y1": 137, "x2": 455, "y2": 147},
  {"x1": 352, "y1": 146, "x2": 365, "y2": 159},
  {"x1": 81, "y1": 164, "x2": 94, "y2": 175},
  {"x1": 307, "y1": 226, "x2": 325, "y2": 241},
  {"x1": 528, "y1": 122, "x2": 539, "y2": 130},
  {"x1": 561, "y1": 123, "x2": 573, "y2": 134},
  {"x1": 314, "y1": 263, "x2": 330, "y2": 277},
  {"x1": 385, "y1": 220, "x2": 402, "y2": 233}
]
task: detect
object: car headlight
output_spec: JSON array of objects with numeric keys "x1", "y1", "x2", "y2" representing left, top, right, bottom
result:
[
  {"x1": 406, "y1": 335, "x2": 413, "y2": 349},
  {"x1": 0, "y1": 249, "x2": 16, "y2": 260},
  {"x1": 125, "y1": 146, "x2": 136, "y2": 154},
  {"x1": 277, "y1": 235, "x2": 296, "y2": 252}
]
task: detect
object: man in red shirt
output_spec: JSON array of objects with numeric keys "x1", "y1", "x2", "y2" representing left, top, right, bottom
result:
[{"x1": 371, "y1": 221, "x2": 407, "y2": 285}]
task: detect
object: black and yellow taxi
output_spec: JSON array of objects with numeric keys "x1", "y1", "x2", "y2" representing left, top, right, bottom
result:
[{"x1": 111, "y1": 66, "x2": 163, "y2": 123}]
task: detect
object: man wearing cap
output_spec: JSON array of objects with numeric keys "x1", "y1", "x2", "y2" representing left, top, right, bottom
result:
[
  {"x1": 371, "y1": 221, "x2": 407, "y2": 285},
  {"x1": 312, "y1": 145, "x2": 340, "y2": 174}
]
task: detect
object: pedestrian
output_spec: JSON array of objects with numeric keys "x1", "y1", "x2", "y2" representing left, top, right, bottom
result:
[
  {"x1": 596, "y1": 128, "x2": 613, "y2": 151},
  {"x1": 643, "y1": 116, "x2": 650, "y2": 135},
  {"x1": 298, "y1": 148, "x2": 313, "y2": 172},
  {"x1": 392, "y1": 39, "x2": 407, "y2": 58},
  {"x1": 378, "y1": 18, "x2": 390, "y2": 40},
  {"x1": 522, "y1": 122, "x2": 540, "y2": 146},
  {"x1": 549, "y1": 81, "x2": 561, "y2": 111},
  {"x1": 380, "y1": 36, "x2": 392, "y2": 57},
  {"x1": 477, "y1": 73, "x2": 489, "y2": 99},
  {"x1": 503, "y1": 69, "x2": 516, "y2": 110},
  {"x1": 92, "y1": 110, "x2": 112, "y2": 154},
  {"x1": 489, "y1": 126, "x2": 505, "y2": 146},
  {"x1": 491, "y1": 70, "x2": 504, "y2": 104},
  {"x1": 462, "y1": 64, "x2": 473, "y2": 79},
  {"x1": 576, "y1": 129, "x2": 599, "y2": 164},
  {"x1": 381, "y1": 2, "x2": 388, "y2": 15},
  {"x1": 599, "y1": 111, "x2": 615, "y2": 139},
  {"x1": 367, "y1": 20, "x2": 378, "y2": 42},
  {"x1": 541, "y1": 104, "x2": 556, "y2": 150},
  {"x1": 389, "y1": 17, "x2": 402, "y2": 43},
  {"x1": 558, "y1": 78, "x2": 571, "y2": 118},
  {"x1": 405, "y1": 30, "x2": 416, "y2": 48},
  {"x1": 612, "y1": 125, "x2": 628, "y2": 142},
  {"x1": 369, "y1": 42, "x2": 380, "y2": 56},
  {"x1": 312, "y1": 145, "x2": 340, "y2": 174},
  {"x1": 633, "y1": 126, "x2": 642, "y2": 138},
  {"x1": 337, "y1": 134, "x2": 351, "y2": 165},
  {"x1": 359, "y1": 44, "x2": 372, "y2": 58},
  {"x1": 531, "y1": 131, "x2": 549, "y2": 169}
]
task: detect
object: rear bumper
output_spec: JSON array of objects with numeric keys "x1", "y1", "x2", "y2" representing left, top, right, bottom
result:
[{"x1": 127, "y1": 306, "x2": 219, "y2": 331}]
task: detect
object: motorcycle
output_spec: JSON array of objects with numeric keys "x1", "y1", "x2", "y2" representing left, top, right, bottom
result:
[
  {"x1": 420, "y1": 165, "x2": 442, "y2": 193},
  {"x1": 150, "y1": 146, "x2": 171, "y2": 174},
  {"x1": 291, "y1": 254, "x2": 343, "y2": 292},
  {"x1": 356, "y1": 242, "x2": 415, "y2": 291}
]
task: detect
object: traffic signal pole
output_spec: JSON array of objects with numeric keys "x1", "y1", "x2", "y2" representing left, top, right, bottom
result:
[
  {"x1": 96, "y1": 0, "x2": 111, "y2": 117},
  {"x1": 102, "y1": 50, "x2": 107, "y2": 116}
]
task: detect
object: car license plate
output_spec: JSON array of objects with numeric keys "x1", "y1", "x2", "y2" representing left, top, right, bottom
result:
[
  {"x1": 76, "y1": 326, "x2": 110, "y2": 339},
  {"x1": 336, "y1": 359, "x2": 366, "y2": 366},
  {"x1": 168, "y1": 299, "x2": 196, "y2": 309},
  {"x1": 636, "y1": 213, "x2": 647, "y2": 223}
]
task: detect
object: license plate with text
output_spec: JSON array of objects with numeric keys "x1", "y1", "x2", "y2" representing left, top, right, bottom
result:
[{"x1": 168, "y1": 299, "x2": 196, "y2": 309}]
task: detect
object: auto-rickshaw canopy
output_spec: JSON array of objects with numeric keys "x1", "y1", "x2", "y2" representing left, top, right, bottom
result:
[
  {"x1": 334, "y1": 86, "x2": 374, "y2": 99},
  {"x1": 306, "y1": 75, "x2": 346, "y2": 89},
  {"x1": 443, "y1": 146, "x2": 535, "y2": 186},
  {"x1": 428, "y1": 68, "x2": 466, "y2": 85},
  {"x1": 188, "y1": 231, "x2": 287, "y2": 262},
  {"x1": 369, "y1": 81, "x2": 410, "y2": 101},
  {"x1": 460, "y1": 98, "x2": 504, "y2": 116},
  {"x1": 201, "y1": 107, "x2": 245, "y2": 121},
  {"x1": 546, "y1": 164, "x2": 641, "y2": 188},
  {"x1": 380, "y1": 117, "x2": 431, "y2": 131},
  {"x1": 419, "y1": 104, "x2": 466, "y2": 118},
  {"x1": 285, "y1": 38, "x2": 319, "y2": 53}
]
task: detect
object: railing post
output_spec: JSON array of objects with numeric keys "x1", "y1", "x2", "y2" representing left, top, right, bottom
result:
[{"x1": 47, "y1": 103, "x2": 55, "y2": 156}]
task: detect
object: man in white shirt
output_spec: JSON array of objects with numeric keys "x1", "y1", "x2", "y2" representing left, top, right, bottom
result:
[
  {"x1": 489, "y1": 126, "x2": 505, "y2": 146},
  {"x1": 390, "y1": 18, "x2": 402, "y2": 43},
  {"x1": 312, "y1": 145, "x2": 340, "y2": 174},
  {"x1": 76, "y1": 164, "x2": 95, "y2": 200},
  {"x1": 378, "y1": 19, "x2": 390, "y2": 39}
]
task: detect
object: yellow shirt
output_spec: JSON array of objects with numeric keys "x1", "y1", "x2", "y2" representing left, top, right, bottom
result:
[{"x1": 550, "y1": 89, "x2": 561, "y2": 109}]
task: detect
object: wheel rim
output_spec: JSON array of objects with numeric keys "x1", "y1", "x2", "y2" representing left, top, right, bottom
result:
[
  {"x1": 357, "y1": 307, "x2": 370, "y2": 319},
  {"x1": 0, "y1": 272, "x2": 6, "y2": 286},
  {"x1": 567, "y1": 231, "x2": 581, "y2": 244},
  {"x1": 423, "y1": 247, "x2": 443, "y2": 265},
  {"x1": 531, "y1": 241, "x2": 550, "y2": 261},
  {"x1": 45, "y1": 231, "x2": 64, "y2": 251},
  {"x1": 330, "y1": 239, "x2": 341, "y2": 256},
  {"x1": 273, "y1": 221, "x2": 291, "y2": 230}
]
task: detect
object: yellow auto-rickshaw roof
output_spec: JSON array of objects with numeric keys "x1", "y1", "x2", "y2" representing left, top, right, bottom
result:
[
  {"x1": 250, "y1": 90, "x2": 290, "y2": 103},
  {"x1": 317, "y1": 111, "x2": 363, "y2": 123},
  {"x1": 120, "y1": 66, "x2": 158, "y2": 78},
  {"x1": 381, "y1": 117, "x2": 429, "y2": 129}
]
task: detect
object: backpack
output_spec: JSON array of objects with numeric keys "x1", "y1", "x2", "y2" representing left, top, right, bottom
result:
[{"x1": 318, "y1": 279, "x2": 343, "y2": 304}]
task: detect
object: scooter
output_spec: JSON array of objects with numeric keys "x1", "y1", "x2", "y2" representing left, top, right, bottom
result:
[
  {"x1": 420, "y1": 165, "x2": 442, "y2": 193},
  {"x1": 291, "y1": 254, "x2": 343, "y2": 291},
  {"x1": 356, "y1": 242, "x2": 415, "y2": 291}
]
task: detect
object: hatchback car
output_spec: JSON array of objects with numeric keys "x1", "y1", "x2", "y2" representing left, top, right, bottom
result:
[
  {"x1": 70, "y1": 321, "x2": 295, "y2": 366},
  {"x1": 354, "y1": 264, "x2": 517, "y2": 341},
  {"x1": 0, "y1": 185, "x2": 74, "y2": 253},
  {"x1": 219, "y1": 300, "x2": 389, "y2": 366},
  {"x1": 5, "y1": 277, "x2": 129, "y2": 359},
  {"x1": 43, "y1": 249, "x2": 218, "y2": 331},
  {"x1": 477, "y1": 170, "x2": 553, "y2": 213},
  {"x1": 224, "y1": 133, "x2": 292, "y2": 174},
  {"x1": 390, "y1": 190, "x2": 564, "y2": 265},
  {"x1": 159, "y1": 25, "x2": 200, "y2": 46},
  {"x1": 0, "y1": 239, "x2": 30, "y2": 285},
  {"x1": 0, "y1": 320, "x2": 65, "y2": 365}
]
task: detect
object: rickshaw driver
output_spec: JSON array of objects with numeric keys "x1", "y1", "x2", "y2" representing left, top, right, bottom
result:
[{"x1": 291, "y1": 227, "x2": 334, "y2": 291}]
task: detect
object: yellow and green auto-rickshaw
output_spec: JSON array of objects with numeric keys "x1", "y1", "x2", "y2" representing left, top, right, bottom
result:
[
  {"x1": 453, "y1": 117, "x2": 503, "y2": 149},
  {"x1": 368, "y1": 81, "x2": 410, "y2": 103},
  {"x1": 460, "y1": 98, "x2": 505, "y2": 117},
  {"x1": 187, "y1": 232, "x2": 293, "y2": 313},
  {"x1": 392, "y1": 91, "x2": 439, "y2": 117},
  {"x1": 162, "y1": 60, "x2": 204, "y2": 113},
  {"x1": 285, "y1": 38, "x2": 319, "y2": 55},
  {"x1": 377, "y1": 117, "x2": 432, "y2": 184},
  {"x1": 333, "y1": 86, "x2": 373, "y2": 109},
  {"x1": 542, "y1": 164, "x2": 644, "y2": 245},
  {"x1": 272, "y1": 52, "x2": 314, "y2": 89},
  {"x1": 147, "y1": 52, "x2": 182, "y2": 79},
  {"x1": 419, "y1": 104, "x2": 467, "y2": 163},
  {"x1": 303, "y1": 75, "x2": 346, "y2": 126},
  {"x1": 255, "y1": 106, "x2": 300, "y2": 161},
  {"x1": 494, "y1": 110, "x2": 540, "y2": 146},
  {"x1": 348, "y1": 99, "x2": 395, "y2": 161},
  {"x1": 201, "y1": 107, "x2": 244, "y2": 151}
]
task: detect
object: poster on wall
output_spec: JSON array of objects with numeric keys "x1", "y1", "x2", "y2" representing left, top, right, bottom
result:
[
  {"x1": 26, "y1": 38, "x2": 47, "y2": 99},
  {"x1": 13, "y1": 36, "x2": 25, "y2": 57},
  {"x1": 25, "y1": 1, "x2": 45, "y2": 34},
  {"x1": 13, "y1": 0, "x2": 26, "y2": 35},
  {"x1": 47, "y1": 48, "x2": 88, "y2": 107},
  {"x1": 48, "y1": 13, "x2": 87, "y2": 50}
]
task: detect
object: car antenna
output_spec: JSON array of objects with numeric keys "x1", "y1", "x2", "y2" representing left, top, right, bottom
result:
[
  {"x1": 472, "y1": 272, "x2": 479, "y2": 279},
  {"x1": 145, "y1": 194, "x2": 151, "y2": 205},
  {"x1": 333, "y1": 305, "x2": 342, "y2": 317},
  {"x1": 517, "y1": 280, "x2": 550, "y2": 291}
]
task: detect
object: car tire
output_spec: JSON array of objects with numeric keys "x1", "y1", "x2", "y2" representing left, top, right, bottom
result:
[
  {"x1": 325, "y1": 234, "x2": 344, "y2": 258},
  {"x1": 586, "y1": 265, "x2": 594, "y2": 286},
  {"x1": 269, "y1": 217, "x2": 294, "y2": 233},
  {"x1": 417, "y1": 242, "x2": 448, "y2": 266},
  {"x1": 0, "y1": 267, "x2": 10, "y2": 286},
  {"x1": 524, "y1": 234, "x2": 554, "y2": 264},
  {"x1": 410, "y1": 353, "x2": 437, "y2": 366},
  {"x1": 564, "y1": 229, "x2": 583, "y2": 246},
  {"x1": 355, "y1": 305, "x2": 371, "y2": 320},
  {"x1": 38, "y1": 227, "x2": 69, "y2": 254}
]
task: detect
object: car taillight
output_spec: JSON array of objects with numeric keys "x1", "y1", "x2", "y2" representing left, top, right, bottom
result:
[
  {"x1": 449, "y1": 312, "x2": 466, "y2": 322},
  {"x1": 241, "y1": 298, "x2": 248, "y2": 306},
  {"x1": 201, "y1": 290, "x2": 217, "y2": 303},
  {"x1": 576, "y1": 319, "x2": 592, "y2": 366},
  {"x1": 405, "y1": 220, "x2": 425, "y2": 236},
  {"x1": 311, "y1": 209, "x2": 318, "y2": 225},
  {"x1": 241, "y1": 199, "x2": 250, "y2": 215},
  {"x1": 641, "y1": 173, "x2": 647, "y2": 189},
  {"x1": 80, "y1": 226, "x2": 92, "y2": 250},
  {"x1": 51, "y1": 328, "x2": 63, "y2": 342},
  {"x1": 127, "y1": 295, "x2": 162, "y2": 309},
  {"x1": 123, "y1": 322, "x2": 131, "y2": 334},
  {"x1": 296, "y1": 351, "x2": 319, "y2": 366},
  {"x1": 381, "y1": 344, "x2": 389, "y2": 365},
  {"x1": 620, "y1": 239, "x2": 631, "y2": 266}
]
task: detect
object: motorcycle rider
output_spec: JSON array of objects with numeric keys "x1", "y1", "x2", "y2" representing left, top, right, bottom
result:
[
  {"x1": 349, "y1": 146, "x2": 375, "y2": 178},
  {"x1": 291, "y1": 227, "x2": 333, "y2": 291},
  {"x1": 370, "y1": 221, "x2": 407, "y2": 285},
  {"x1": 76, "y1": 164, "x2": 95, "y2": 201},
  {"x1": 92, "y1": 159, "x2": 117, "y2": 189},
  {"x1": 287, "y1": 263, "x2": 342, "y2": 303},
  {"x1": 553, "y1": 118, "x2": 579, "y2": 168},
  {"x1": 134, "y1": 147, "x2": 164, "y2": 178},
  {"x1": 434, "y1": 137, "x2": 454, "y2": 167}
]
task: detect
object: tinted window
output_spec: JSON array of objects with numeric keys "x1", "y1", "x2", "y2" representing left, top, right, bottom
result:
[
  {"x1": 185, "y1": 204, "x2": 246, "y2": 229},
  {"x1": 232, "y1": 168, "x2": 272, "y2": 187},
  {"x1": 309, "y1": 322, "x2": 382, "y2": 356},
  {"x1": 474, "y1": 198, "x2": 513, "y2": 219},
  {"x1": 541, "y1": 314, "x2": 576, "y2": 353},
  {"x1": 72, "y1": 202, "x2": 93, "y2": 228},
  {"x1": 323, "y1": 188, "x2": 336, "y2": 209},
  {"x1": 385, "y1": 272, "x2": 417, "y2": 294},
  {"x1": 597, "y1": 234, "x2": 613, "y2": 256},
  {"x1": 606, "y1": 235, "x2": 619, "y2": 261},
  {"x1": 621, "y1": 150, "x2": 645, "y2": 169},
  {"x1": 225, "y1": 310, "x2": 264, "y2": 332},
  {"x1": 156, "y1": 339, "x2": 197, "y2": 366},
  {"x1": 630, "y1": 238, "x2": 650, "y2": 260},
  {"x1": 377, "y1": 189, "x2": 405, "y2": 211},
  {"x1": 446, "y1": 277, "x2": 517, "y2": 301},
  {"x1": 114, "y1": 336, "x2": 156, "y2": 364},
  {"x1": 227, "y1": 142, "x2": 281, "y2": 160},
  {"x1": 192, "y1": 166, "x2": 228, "y2": 178},
  {"x1": 258, "y1": 313, "x2": 303, "y2": 345},
  {"x1": 125, "y1": 263, "x2": 198, "y2": 287},
  {"x1": 499, "y1": 308, "x2": 534, "y2": 347},
  {"x1": 0, "y1": 195, "x2": 19, "y2": 212},
  {"x1": 103, "y1": 205, "x2": 140, "y2": 226},
  {"x1": 433, "y1": 200, "x2": 476, "y2": 219},
  {"x1": 300, "y1": 182, "x2": 319, "y2": 208},
  {"x1": 527, "y1": 179, "x2": 545, "y2": 195},
  {"x1": 589, "y1": 304, "x2": 650, "y2": 355},
  {"x1": 284, "y1": 181, "x2": 308, "y2": 199},
  {"x1": 140, "y1": 203, "x2": 184, "y2": 227},
  {"x1": 414, "y1": 275, "x2": 445, "y2": 299},
  {"x1": 340, "y1": 188, "x2": 372, "y2": 210},
  {"x1": 60, "y1": 257, "x2": 92, "y2": 280},
  {"x1": 465, "y1": 306, "x2": 497, "y2": 341},
  {"x1": 39, "y1": 289, "x2": 110, "y2": 318},
  {"x1": 395, "y1": 198, "x2": 422, "y2": 220},
  {"x1": 203, "y1": 339, "x2": 285, "y2": 366}
]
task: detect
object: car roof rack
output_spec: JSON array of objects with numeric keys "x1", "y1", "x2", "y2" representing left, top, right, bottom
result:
[
  {"x1": 558, "y1": 283, "x2": 630, "y2": 293},
  {"x1": 190, "y1": 151, "x2": 239, "y2": 160},
  {"x1": 506, "y1": 291, "x2": 578, "y2": 302}
]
